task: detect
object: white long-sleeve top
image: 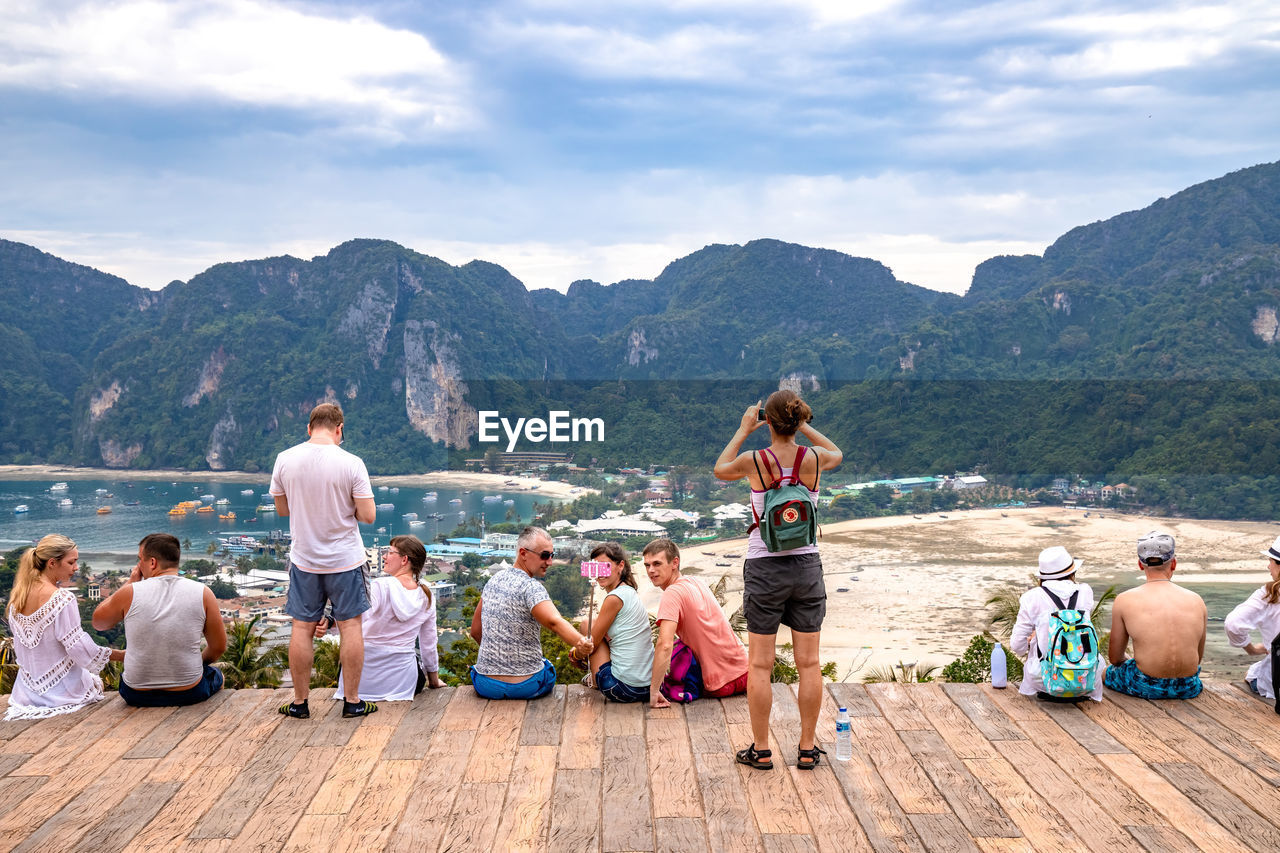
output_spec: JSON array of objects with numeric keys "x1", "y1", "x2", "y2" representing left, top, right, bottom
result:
[
  {"x1": 1223, "y1": 586, "x2": 1280, "y2": 699},
  {"x1": 1010, "y1": 580, "x2": 1103, "y2": 701},
  {"x1": 336, "y1": 576, "x2": 438, "y2": 702},
  {"x1": 6, "y1": 589, "x2": 112, "y2": 720}
]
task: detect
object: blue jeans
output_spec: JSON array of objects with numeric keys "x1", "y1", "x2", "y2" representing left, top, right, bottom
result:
[
  {"x1": 596, "y1": 661, "x2": 649, "y2": 704},
  {"x1": 120, "y1": 664, "x2": 224, "y2": 707},
  {"x1": 471, "y1": 659, "x2": 555, "y2": 699}
]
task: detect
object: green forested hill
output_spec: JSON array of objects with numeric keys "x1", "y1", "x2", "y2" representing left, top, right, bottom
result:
[{"x1": 3, "y1": 161, "x2": 1280, "y2": 495}]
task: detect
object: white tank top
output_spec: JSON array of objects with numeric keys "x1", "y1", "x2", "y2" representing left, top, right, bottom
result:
[{"x1": 123, "y1": 575, "x2": 206, "y2": 689}]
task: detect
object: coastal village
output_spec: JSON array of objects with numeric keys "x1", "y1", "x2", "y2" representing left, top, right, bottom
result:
[{"x1": 55, "y1": 449, "x2": 1141, "y2": 668}]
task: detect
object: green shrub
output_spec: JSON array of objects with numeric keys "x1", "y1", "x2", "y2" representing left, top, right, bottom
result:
[{"x1": 942, "y1": 633, "x2": 1023, "y2": 684}]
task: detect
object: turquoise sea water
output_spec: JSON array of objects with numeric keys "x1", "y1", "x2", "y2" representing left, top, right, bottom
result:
[{"x1": 0, "y1": 478, "x2": 541, "y2": 556}]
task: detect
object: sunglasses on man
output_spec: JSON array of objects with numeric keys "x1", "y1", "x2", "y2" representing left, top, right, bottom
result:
[{"x1": 522, "y1": 548, "x2": 554, "y2": 560}]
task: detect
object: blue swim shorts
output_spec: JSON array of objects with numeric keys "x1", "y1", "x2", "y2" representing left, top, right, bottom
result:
[
  {"x1": 285, "y1": 562, "x2": 371, "y2": 623},
  {"x1": 596, "y1": 661, "x2": 650, "y2": 704},
  {"x1": 1104, "y1": 658, "x2": 1202, "y2": 699},
  {"x1": 471, "y1": 659, "x2": 556, "y2": 700}
]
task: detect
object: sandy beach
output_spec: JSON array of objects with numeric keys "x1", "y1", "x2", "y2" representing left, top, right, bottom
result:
[
  {"x1": 638, "y1": 505, "x2": 1277, "y2": 681},
  {"x1": 0, "y1": 464, "x2": 585, "y2": 500}
]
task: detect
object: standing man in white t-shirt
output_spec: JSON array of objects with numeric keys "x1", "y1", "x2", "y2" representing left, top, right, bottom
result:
[{"x1": 271, "y1": 403, "x2": 378, "y2": 719}]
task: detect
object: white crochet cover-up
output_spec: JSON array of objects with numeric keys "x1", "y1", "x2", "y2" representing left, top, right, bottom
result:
[{"x1": 6, "y1": 588, "x2": 112, "y2": 720}]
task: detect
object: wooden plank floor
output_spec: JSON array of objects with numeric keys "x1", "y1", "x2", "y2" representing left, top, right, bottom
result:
[{"x1": 0, "y1": 681, "x2": 1275, "y2": 852}]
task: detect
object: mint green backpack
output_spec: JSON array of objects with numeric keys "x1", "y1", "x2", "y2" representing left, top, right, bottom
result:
[
  {"x1": 1040, "y1": 588, "x2": 1099, "y2": 699},
  {"x1": 749, "y1": 447, "x2": 819, "y2": 552}
]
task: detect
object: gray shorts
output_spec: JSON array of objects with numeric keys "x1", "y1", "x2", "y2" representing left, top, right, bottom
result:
[
  {"x1": 285, "y1": 562, "x2": 370, "y2": 623},
  {"x1": 742, "y1": 552, "x2": 826, "y2": 634}
]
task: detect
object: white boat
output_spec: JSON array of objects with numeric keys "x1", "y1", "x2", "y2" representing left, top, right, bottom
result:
[
  {"x1": 94, "y1": 488, "x2": 109, "y2": 495},
  {"x1": 423, "y1": 491, "x2": 437, "y2": 501},
  {"x1": 449, "y1": 498, "x2": 461, "y2": 505},
  {"x1": 14, "y1": 504, "x2": 28, "y2": 513},
  {"x1": 58, "y1": 498, "x2": 72, "y2": 507},
  {"x1": 402, "y1": 512, "x2": 418, "y2": 521},
  {"x1": 409, "y1": 519, "x2": 426, "y2": 528},
  {"x1": 389, "y1": 487, "x2": 399, "y2": 494},
  {"x1": 257, "y1": 504, "x2": 275, "y2": 513},
  {"x1": 483, "y1": 495, "x2": 501, "y2": 503},
  {"x1": 49, "y1": 482, "x2": 68, "y2": 492},
  {"x1": 215, "y1": 498, "x2": 230, "y2": 505},
  {"x1": 240, "y1": 489, "x2": 255, "y2": 496},
  {"x1": 200, "y1": 494, "x2": 216, "y2": 502},
  {"x1": 377, "y1": 503, "x2": 395, "y2": 511},
  {"x1": 378, "y1": 486, "x2": 389, "y2": 492}
]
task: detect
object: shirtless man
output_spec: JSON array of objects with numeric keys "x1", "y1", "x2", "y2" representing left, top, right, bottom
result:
[{"x1": 1105, "y1": 531, "x2": 1207, "y2": 699}]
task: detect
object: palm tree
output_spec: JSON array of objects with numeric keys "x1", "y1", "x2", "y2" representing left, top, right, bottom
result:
[
  {"x1": 987, "y1": 580, "x2": 1118, "y2": 640},
  {"x1": 217, "y1": 616, "x2": 287, "y2": 688},
  {"x1": 311, "y1": 638, "x2": 341, "y2": 688},
  {"x1": 0, "y1": 637, "x2": 17, "y2": 694}
]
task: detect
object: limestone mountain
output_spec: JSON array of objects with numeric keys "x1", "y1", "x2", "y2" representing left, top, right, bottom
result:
[{"x1": 2, "y1": 159, "x2": 1280, "y2": 480}]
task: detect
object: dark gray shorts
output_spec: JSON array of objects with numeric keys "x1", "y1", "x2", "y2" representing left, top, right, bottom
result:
[{"x1": 743, "y1": 552, "x2": 826, "y2": 634}]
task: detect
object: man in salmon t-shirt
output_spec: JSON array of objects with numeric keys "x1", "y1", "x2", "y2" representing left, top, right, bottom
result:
[{"x1": 644, "y1": 538, "x2": 749, "y2": 709}]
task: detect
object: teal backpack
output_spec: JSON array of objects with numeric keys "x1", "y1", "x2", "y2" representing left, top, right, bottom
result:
[
  {"x1": 749, "y1": 446, "x2": 819, "y2": 552},
  {"x1": 1039, "y1": 588, "x2": 1099, "y2": 699}
]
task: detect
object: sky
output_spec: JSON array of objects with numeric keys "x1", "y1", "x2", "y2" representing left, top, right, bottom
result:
[{"x1": 2, "y1": 0, "x2": 1278, "y2": 296}]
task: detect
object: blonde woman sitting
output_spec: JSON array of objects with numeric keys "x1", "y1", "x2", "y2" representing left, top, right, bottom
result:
[{"x1": 6, "y1": 534, "x2": 123, "y2": 720}]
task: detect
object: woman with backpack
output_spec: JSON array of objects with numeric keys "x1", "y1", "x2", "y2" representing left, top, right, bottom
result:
[
  {"x1": 713, "y1": 389, "x2": 842, "y2": 771},
  {"x1": 1222, "y1": 535, "x2": 1280, "y2": 700},
  {"x1": 1010, "y1": 546, "x2": 1104, "y2": 702}
]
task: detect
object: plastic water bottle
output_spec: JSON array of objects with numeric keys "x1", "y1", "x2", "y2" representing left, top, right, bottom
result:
[
  {"x1": 835, "y1": 706, "x2": 852, "y2": 761},
  {"x1": 991, "y1": 642, "x2": 1008, "y2": 689}
]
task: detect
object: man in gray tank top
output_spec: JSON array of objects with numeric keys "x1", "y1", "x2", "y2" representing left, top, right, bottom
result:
[{"x1": 93, "y1": 534, "x2": 227, "y2": 706}]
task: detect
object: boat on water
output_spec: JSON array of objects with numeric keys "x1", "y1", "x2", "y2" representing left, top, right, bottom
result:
[
  {"x1": 257, "y1": 504, "x2": 275, "y2": 513},
  {"x1": 483, "y1": 495, "x2": 501, "y2": 503},
  {"x1": 95, "y1": 488, "x2": 109, "y2": 495},
  {"x1": 124, "y1": 500, "x2": 139, "y2": 506},
  {"x1": 423, "y1": 491, "x2": 437, "y2": 501},
  {"x1": 427, "y1": 512, "x2": 443, "y2": 520},
  {"x1": 200, "y1": 494, "x2": 216, "y2": 502},
  {"x1": 449, "y1": 498, "x2": 461, "y2": 505},
  {"x1": 215, "y1": 498, "x2": 230, "y2": 505},
  {"x1": 402, "y1": 512, "x2": 418, "y2": 521},
  {"x1": 13, "y1": 505, "x2": 28, "y2": 514},
  {"x1": 409, "y1": 520, "x2": 426, "y2": 528},
  {"x1": 240, "y1": 489, "x2": 255, "y2": 496},
  {"x1": 389, "y1": 487, "x2": 399, "y2": 494},
  {"x1": 168, "y1": 506, "x2": 187, "y2": 516},
  {"x1": 97, "y1": 506, "x2": 111, "y2": 515},
  {"x1": 219, "y1": 512, "x2": 236, "y2": 521},
  {"x1": 58, "y1": 498, "x2": 72, "y2": 507},
  {"x1": 49, "y1": 482, "x2": 68, "y2": 492},
  {"x1": 196, "y1": 506, "x2": 214, "y2": 514},
  {"x1": 376, "y1": 503, "x2": 395, "y2": 511},
  {"x1": 378, "y1": 486, "x2": 389, "y2": 492}
]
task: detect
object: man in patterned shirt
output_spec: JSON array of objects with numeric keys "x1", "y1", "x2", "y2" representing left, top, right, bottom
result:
[{"x1": 469, "y1": 526, "x2": 593, "y2": 699}]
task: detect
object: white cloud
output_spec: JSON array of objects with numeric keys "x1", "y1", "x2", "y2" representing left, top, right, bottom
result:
[{"x1": 0, "y1": 0, "x2": 473, "y2": 138}]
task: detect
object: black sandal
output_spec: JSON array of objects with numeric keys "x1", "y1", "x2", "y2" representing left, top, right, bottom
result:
[
  {"x1": 735, "y1": 743, "x2": 774, "y2": 770},
  {"x1": 797, "y1": 745, "x2": 826, "y2": 770}
]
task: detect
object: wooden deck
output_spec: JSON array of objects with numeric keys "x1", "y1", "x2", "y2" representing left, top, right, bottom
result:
[{"x1": 0, "y1": 680, "x2": 1277, "y2": 852}]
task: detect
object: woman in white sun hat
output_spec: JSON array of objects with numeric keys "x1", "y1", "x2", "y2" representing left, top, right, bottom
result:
[
  {"x1": 1223, "y1": 535, "x2": 1280, "y2": 699},
  {"x1": 1010, "y1": 545, "x2": 1104, "y2": 702}
]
